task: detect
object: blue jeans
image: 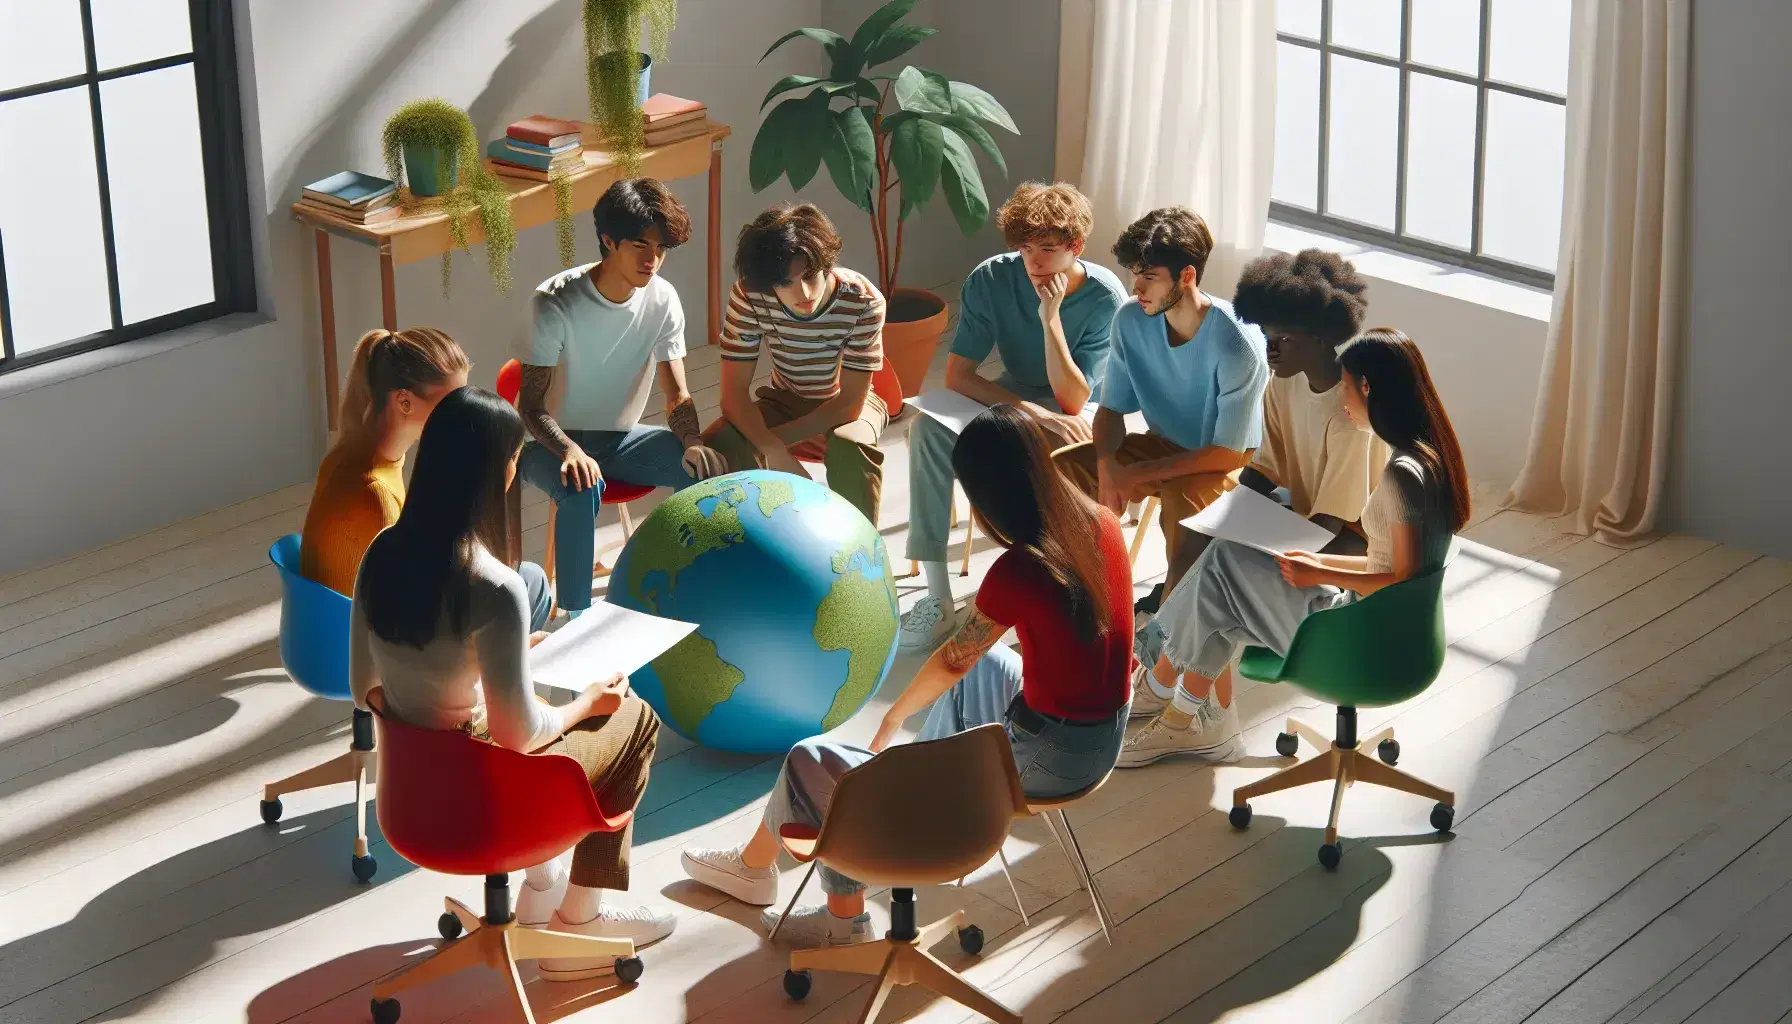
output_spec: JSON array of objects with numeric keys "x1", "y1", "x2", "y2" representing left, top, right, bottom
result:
[
  {"x1": 904, "y1": 376, "x2": 1062, "y2": 562},
  {"x1": 762, "y1": 644, "x2": 1127, "y2": 895},
  {"x1": 518, "y1": 561, "x2": 553, "y2": 633},
  {"x1": 517, "y1": 426, "x2": 693, "y2": 611}
]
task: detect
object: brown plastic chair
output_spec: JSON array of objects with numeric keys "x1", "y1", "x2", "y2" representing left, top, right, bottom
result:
[
  {"x1": 771, "y1": 724, "x2": 1029, "y2": 1024},
  {"x1": 1024, "y1": 770, "x2": 1117, "y2": 943}
]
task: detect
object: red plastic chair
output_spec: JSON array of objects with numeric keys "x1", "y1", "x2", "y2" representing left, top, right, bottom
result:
[
  {"x1": 367, "y1": 705, "x2": 643, "y2": 1023},
  {"x1": 495, "y1": 359, "x2": 655, "y2": 583}
]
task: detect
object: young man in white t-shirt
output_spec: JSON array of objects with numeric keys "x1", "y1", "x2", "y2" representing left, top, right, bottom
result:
[{"x1": 517, "y1": 178, "x2": 728, "y2": 614}]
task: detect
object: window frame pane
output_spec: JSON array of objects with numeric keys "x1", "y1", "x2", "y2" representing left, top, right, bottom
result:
[
  {"x1": 1270, "y1": 0, "x2": 1566, "y2": 290},
  {"x1": 0, "y1": 0, "x2": 252, "y2": 375}
]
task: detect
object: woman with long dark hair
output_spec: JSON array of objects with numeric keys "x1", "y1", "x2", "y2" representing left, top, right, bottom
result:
[
  {"x1": 350, "y1": 386, "x2": 675, "y2": 980},
  {"x1": 679, "y1": 404, "x2": 1135, "y2": 948},
  {"x1": 1119, "y1": 327, "x2": 1469, "y2": 767}
]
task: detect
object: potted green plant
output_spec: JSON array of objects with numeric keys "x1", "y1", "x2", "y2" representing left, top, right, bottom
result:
[
  {"x1": 583, "y1": 0, "x2": 677, "y2": 173},
  {"x1": 749, "y1": 0, "x2": 1017, "y2": 396},
  {"x1": 382, "y1": 98, "x2": 518, "y2": 295}
]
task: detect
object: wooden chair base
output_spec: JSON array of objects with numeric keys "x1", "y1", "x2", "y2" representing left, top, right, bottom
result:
[
  {"x1": 1233, "y1": 718, "x2": 1456, "y2": 846},
  {"x1": 373, "y1": 897, "x2": 637, "y2": 1024},
  {"x1": 262, "y1": 739, "x2": 373, "y2": 868},
  {"x1": 791, "y1": 909, "x2": 1021, "y2": 1024}
]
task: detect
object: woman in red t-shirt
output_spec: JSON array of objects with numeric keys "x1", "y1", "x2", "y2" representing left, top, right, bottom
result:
[{"x1": 681, "y1": 405, "x2": 1133, "y2": 948}]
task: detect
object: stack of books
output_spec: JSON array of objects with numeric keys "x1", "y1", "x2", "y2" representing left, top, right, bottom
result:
[
  {"x1": 487, "y1": 115, "x2": 586, "y2": 181},
  {"x1": 642, "y1": 94, "x2": 709, "y2": 147},
  {"x1": 298, "y1": 171, "x2": 399, "y2": 224}
]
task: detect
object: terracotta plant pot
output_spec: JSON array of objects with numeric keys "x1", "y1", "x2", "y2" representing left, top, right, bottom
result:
[{"x1": 882, "y1": 287, "x2": 949, "y2": 400}]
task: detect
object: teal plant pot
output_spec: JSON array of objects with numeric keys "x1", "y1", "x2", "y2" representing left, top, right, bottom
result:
[
  {"x1": 403, "y1": 143, "x2": 458, "y2": 197},
  {"x1": 636, "y1": 52, "x2": 652, "y2": 106}
]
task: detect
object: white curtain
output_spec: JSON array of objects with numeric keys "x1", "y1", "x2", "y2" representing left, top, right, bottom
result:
[
  {"x1": 1503, "y1": 0, "x2": 1690, "y2": 545},
  {"x1": 1056, "y1": 0, "x2": 1278, "y2": 297}
]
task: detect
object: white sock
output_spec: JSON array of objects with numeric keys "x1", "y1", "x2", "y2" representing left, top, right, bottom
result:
[
  {"x1": 921, "y1": 561, "x2": 953, "y2": 605},
  {"x1": 1146, "y1": 670, "x2": 1178, "y2": 701},
  {"x1": 524, "y1": 853, "x2": 568, "y2": 891},
  {"x1": 1170, "y1": 685, "x2": 1212, "y2": 717},
  {"x1": 558, "y1": 883, "x2": 604, "y2": 924}
]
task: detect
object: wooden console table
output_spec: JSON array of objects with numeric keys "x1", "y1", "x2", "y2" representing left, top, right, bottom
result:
[{"x1": 293, "y1": 121, "x2": 731, "y2": 431}]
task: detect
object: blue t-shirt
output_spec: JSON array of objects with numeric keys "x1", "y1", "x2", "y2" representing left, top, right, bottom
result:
[
  {"x1": 949, "y1": 253, "x2": 1125, "y2": 400},
  {"x1": 1100, "y1": 295, "x2": 1269, "y2": 453}
]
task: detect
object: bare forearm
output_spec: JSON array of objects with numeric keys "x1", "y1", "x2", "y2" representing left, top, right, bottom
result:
[
  {"x1": 946, "y1": 357, "x2": 1028, "y2": 408},
  {"x1": 519, "y1": 365, "x2": 573, "y2": 458},
  {"x1": 1133, "y1": 445, "x2": 1251, "y2": 484},
  {"x1": 774, "y1": 393, "x2": 863, "y2": 444},
  {"x1": 1092, "y1": 408, "x2": 1127, "y2": 458},
  {"x1": 1040, "y1": 315, "x2": 1091, "y2": 414}
]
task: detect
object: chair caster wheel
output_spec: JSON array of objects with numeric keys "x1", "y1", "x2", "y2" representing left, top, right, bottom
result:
[
  {"x1": 615, "y1": 956, "x2": 644, "y2": 984},
  {"x1": 351, "y1": 854, "x2": 377, "y2": 882},
  {"x1": 1274, "y1": 732, "x2": 1298, "y2": 758},
  {"x1": 784, "y1": 968, "x2": 812, "y2": 1000},
  {"x1": 370, "y1": 996, "x2": 401, "y2": 1024},
  {"x1": 958, "y1": 925, "x2": 984, "y2": 955},
  {"x1": 1229, "y1": 804, "x2": 1253, "y2": 830},
  {"x1": 259, "y1": 798, "x2": 282, "y2": 825},
  {"x1": 1318, "y1": 843, "x2": 1342, "y2": 870},
  {"x1": 1431, "y1": 802, "x2": 1455, "y2": 833},
  {"x1": 1378, "y1": 738, "x2": 1400, "y2": 765},
  {"x1": 437, "y1": 912, "x2": 462, "y2": 940}
]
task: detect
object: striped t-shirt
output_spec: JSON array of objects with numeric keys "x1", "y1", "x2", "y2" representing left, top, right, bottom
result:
[{"x1": 720, "y1": 267, "x2": 885, "y2": 399}]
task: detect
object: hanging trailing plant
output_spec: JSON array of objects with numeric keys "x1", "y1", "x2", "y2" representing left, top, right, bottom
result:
[
  {"x1": 552, "y1": 167, "x2": 577, "y2": 267},
  {"x1": 381, "y1": 98, "x2": 517, "y2": 296},
  {"x1": 583, "y1": 0, "x2": 676, "y2": 173}
]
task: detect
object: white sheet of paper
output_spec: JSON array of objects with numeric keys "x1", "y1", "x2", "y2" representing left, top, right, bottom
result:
[
  {"x1": 907, "y1": 389, "x2": 990, "y2": 434},
  {"x1": 529, "y1": 602, "x2": 699, "y2": 698},
  {"x1": 1179, "y1": 485, "x2": 1338, "y2": 558}
]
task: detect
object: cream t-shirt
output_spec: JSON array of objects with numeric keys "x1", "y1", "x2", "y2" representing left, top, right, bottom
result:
[{"x1": 1251, "y1": 374, "x2": 1390, "y2": 523}]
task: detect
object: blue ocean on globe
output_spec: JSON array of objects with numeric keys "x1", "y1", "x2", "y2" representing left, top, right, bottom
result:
[{"x1": 606, "y1": 470, "x2": 900, "y2": 754}]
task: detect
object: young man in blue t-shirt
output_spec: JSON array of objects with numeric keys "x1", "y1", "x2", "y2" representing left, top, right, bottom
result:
[
  {"x1": 899, "y1": 182, "x2": 1126, "y2": 650},
  {"x1": 1057, "y1": 206, "x2": 1270, "y2": 600},
  {"x1": 517, "y1": 178, "x2": 730, "y2": 615}
]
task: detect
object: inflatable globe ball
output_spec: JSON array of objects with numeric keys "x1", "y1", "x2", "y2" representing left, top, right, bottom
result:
[{"x1": 606, "y1": 470, "x2": 900, "y2": 755}]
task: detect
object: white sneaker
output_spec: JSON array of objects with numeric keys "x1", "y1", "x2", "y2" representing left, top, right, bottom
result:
[
  {"x1": 1117, "y1": 697, "x2": 1245, "y2": 768},
  {"x1": 761, "y1": 905, "x2": 875, "y2": 948},
  {"x1": 681, "y1": 845, "x2": 779, "y2": 906},
  {"x1": 536, "y1": 904, "x2": 678, "y2": 981},
  {"x1": 899, "y1": 595, "x2": 956, "y2": 651},
  {"x1": 1128, "y1": 660, "x2": 1172, "y2": 721},
  {"x1": 515, "y1": 860, "x2": 569, "y2": 927}
]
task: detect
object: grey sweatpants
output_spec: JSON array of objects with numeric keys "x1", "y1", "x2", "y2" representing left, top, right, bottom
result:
[{"x1": 1156, "y1": 539, "x2": 1354, "y2": 678}]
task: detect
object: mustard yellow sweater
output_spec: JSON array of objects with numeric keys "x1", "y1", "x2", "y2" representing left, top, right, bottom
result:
[{"x1": 299, "y1": 434, "x2": 405, "y2": 595}]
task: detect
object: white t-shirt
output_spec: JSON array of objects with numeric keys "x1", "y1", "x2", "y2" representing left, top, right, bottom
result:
[{"x1": 524, "y1": 265, "x2": 685, "y2": 432}]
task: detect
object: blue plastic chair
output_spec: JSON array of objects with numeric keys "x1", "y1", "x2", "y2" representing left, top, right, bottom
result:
[{"x1": 263, "y1": 534, "x2": 378, "y2": 881}]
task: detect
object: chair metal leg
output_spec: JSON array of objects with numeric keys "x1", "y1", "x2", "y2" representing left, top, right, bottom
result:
[
  {"x1": 960, "y1": 508, "x2": 976, "y2": 577},
  {"x1": 996, "y1": 846, "x2": 1028, "y2": 926},
  {"x1": 544, "y1": 505, "x2": 558, "y2": 583},
  {"x1": 1057, "y1": 809, "x2": 1114, "y2": 943},
  {"x1": 768, "y1": 861, "x2": 819, "y2": 942}
]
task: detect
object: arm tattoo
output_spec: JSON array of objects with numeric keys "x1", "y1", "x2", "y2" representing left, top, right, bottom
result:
[
  {"x1": 518, "y1": 365, "x2": 574, "y2": 458},
  {"x1": 667, "y1": 396, "x2": 704, "y2": 448},
  {"x1": 940, "y1": 608, "x2": 1002, "y2": 675}
]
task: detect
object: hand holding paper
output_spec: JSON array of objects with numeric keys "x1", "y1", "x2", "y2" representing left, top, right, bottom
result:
[{"x1": 529, "y1": 601, "x2": 699, "y2": 699}]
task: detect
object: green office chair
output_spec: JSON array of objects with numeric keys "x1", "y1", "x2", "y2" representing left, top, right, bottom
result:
[{"x1": 1226, "y1": 567, "x2": 1455, "y2": 870}]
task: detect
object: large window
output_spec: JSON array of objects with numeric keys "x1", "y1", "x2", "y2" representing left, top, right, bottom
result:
[
  {"x1": 1272, "y1": 0, "x2": 1569, "y2": 287},
  {"x1": 0, "y1": 0, "x2": 252, "y2": 375}
]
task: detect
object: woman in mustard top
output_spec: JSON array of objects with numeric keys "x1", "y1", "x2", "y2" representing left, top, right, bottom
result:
[{"x1": 298, "y1": 327, "x2": 554, "y2": 632}]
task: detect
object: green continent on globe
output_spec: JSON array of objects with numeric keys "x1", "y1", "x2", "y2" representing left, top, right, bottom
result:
[
  {"x1": 814, "y1": 537, "x2": 899, "y2": 732},
  {"x1": 651, "y1": 631, "x2": 747, "y2": 737},
  {"x1": 757, "y1": 478, "x2": 796, "y2": 518},
  {"x1": 623, "y1": 476, "x2": 753, "y2": 606}
]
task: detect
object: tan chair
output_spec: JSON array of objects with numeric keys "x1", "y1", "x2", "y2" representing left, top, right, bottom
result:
[
  {"x1": 771, "y1": 724, "x2": 1029, "y2": 1024},
  {"x1": 1023, "y1": 771, "x2": 1116, "y2": 943}
]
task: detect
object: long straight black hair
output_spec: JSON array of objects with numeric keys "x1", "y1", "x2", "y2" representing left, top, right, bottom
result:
[
  {"x1": 1338, "y1": 328, "x2": 1471, "y2": 532},
  {"x1": 358, "y1": 386, "x2": 522, "y2": 648},
  {"x1": 952, "y1": 405, "x2": 1114, "y2": 644}
]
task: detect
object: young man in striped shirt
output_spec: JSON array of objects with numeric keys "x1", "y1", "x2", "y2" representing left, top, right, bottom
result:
[{"x1": 704, "y1": 204, "x2": 888, "y2": 523}]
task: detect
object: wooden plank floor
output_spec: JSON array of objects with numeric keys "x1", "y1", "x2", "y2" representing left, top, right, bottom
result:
[{"x1": 4, "y1": 338, "x2": 1792, "y2": 1024}]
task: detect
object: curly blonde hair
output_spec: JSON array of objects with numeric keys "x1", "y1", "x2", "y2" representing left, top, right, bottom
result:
[{"x1": 996, "y1": 181, "x2": 1094, "y2": 247}]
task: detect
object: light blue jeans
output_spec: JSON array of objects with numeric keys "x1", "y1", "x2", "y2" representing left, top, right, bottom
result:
[
  {"x1": 904, "y1": 376, "x2": 1060, "y2": 562},
  {"x1": 518, "y1": 561, "x2": 553, "y2": 634},
  {"x1": 762, "y1": 644, "x2": 1128, "y2": 895},
  {"x1": 517, "y1": 425, "x2": 694, "y2": 611}
]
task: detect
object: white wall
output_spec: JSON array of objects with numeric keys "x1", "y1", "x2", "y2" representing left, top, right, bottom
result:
[
  {"x1": 1670, "y1": 0, "x2": 1792, "y2": 558},
  {"x1": 0, "y1": 0, "x2": 822, "y2": 575}
]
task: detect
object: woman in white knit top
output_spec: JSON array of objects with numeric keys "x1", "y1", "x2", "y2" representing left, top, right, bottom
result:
[{"x1": 350, "y1": 386, "x2": 675, "y2": 980}]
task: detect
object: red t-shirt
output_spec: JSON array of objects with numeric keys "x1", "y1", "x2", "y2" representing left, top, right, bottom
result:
[{"x1": 974, "y1": 507, "x2": 1134, "y2": 720}]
